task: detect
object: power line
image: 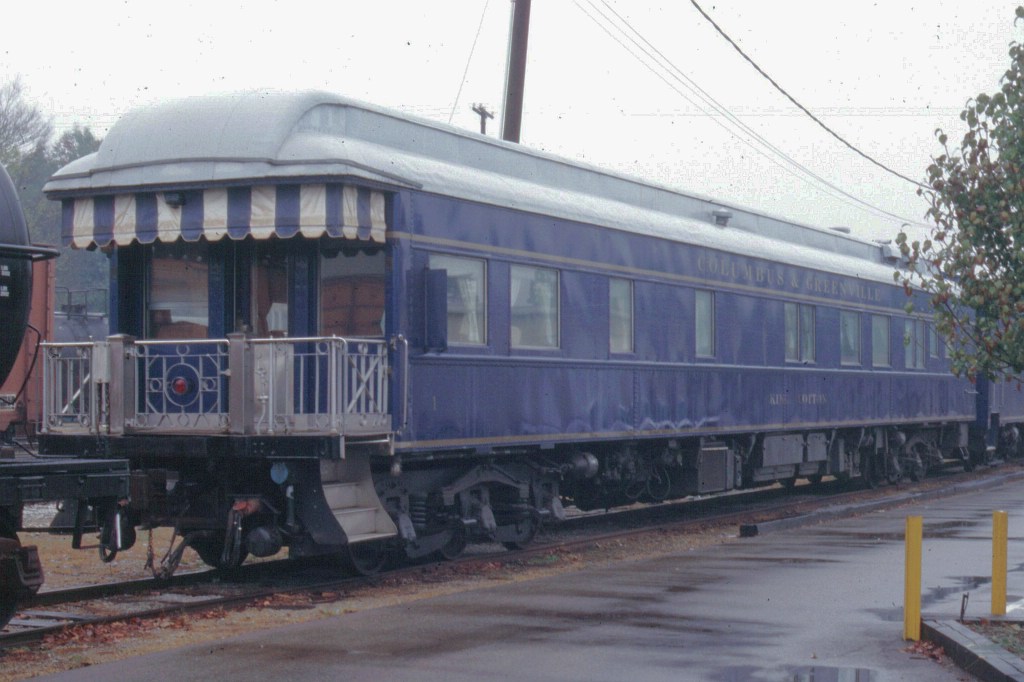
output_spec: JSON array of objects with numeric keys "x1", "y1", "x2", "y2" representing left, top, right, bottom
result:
[
  {"x1": 631, "y1": 106, "x2": 963, "y2": 118},
  {"x1": 575, "y1": 0, "x2": 928, "y2": 227},
  {"x1": 689, "y1": 0, "x2": 928, "y2": 190},
  {"x1": 448, "y1": 0, "x2": 492, "y2": 125},
  {"x1": 589, "y1": 0, "x2": 926, "y2": 225},
  {"x1": 586, "y1": 0, "x2": 900, "y2": 223}
]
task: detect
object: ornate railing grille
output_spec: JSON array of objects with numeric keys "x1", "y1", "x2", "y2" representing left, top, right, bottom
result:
[{"x1": 132, "y1": 340, "x2": 230, "y2": 433}]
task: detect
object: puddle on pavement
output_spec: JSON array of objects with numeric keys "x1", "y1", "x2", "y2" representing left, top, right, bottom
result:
[
  {"x1": 921, "y1": 575, "x2": 991, "y2": 609},
  {"x1": 713, "y1": 665, "x2": 875, "y2": 681},
  {"x1": 787, "y1": 667, "x2": 875, "y2": 682},
  {"x1": 814, "y1": 519, "x2": 986, "y2": 542},
  {"x1": 725, "y1": 556, "x2": 840, "y2": 565}
]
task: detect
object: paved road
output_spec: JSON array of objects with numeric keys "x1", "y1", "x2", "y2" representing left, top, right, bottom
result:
[{"x1": 42, "y1": 476, "x2": 1024, "y2": 681}]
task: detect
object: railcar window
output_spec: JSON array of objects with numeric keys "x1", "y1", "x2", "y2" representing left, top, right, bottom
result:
[
  {"x1": 784, "y1": 303, "x2": 815, "y2": 363},
  {"x1": 511, "y1": 265, "x2": 558, "y2": 349},
  {"x1": 928, "y1": 323, "x2": 940, "y2": 358},
  {"x1": 430, "y1": 254, "x2": 486, "y2": 345},
  {"x1": 320, "y1": 249, "x2": 386, "y2": 337},
  {"x1": 904, "y1": 318, "x2": 927, "y2": 369},
  {"x1": 840, "y1": 310, "x2": 861, "y2": 365},
  {"x1": 695, "y1": 289, "x2": 715, "y2": 358},
  {"x1": 149, "y1": 241, "x2": 209, "y2": 339},
  {"x1": 872, "y1": 315, "x2": 890, "y2": 367},
  {"x1": 918, "y1": 320, "x2": 928, "y2": 366},
  {"x1": 609, "y1": 278, "x2": 633, "y2": 353}
]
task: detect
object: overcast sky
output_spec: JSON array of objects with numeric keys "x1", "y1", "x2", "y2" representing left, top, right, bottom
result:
[{"x1": 3, "y1": 0, "x2": 1022, "y2": 241}]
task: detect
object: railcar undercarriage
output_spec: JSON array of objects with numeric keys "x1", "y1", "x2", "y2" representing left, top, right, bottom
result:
[
  {"x1": 27, "y1": 414, "x2": 998, "y2": 585},
  {"x1": 558, "y1": 423, "x2": 976, "y2": 512}
]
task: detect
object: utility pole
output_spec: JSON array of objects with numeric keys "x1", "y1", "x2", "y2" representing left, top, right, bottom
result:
[
  {"x1": 500, "y1": 0, "x2": 531, "y2": 143},
  {"x1": 472, "y1": 104, "x2": 494, "y2": 135}
]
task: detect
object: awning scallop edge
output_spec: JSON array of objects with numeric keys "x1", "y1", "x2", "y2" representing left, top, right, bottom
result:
[{"x1": 62, "y1": 183, "x2": 387, "y2": 248}]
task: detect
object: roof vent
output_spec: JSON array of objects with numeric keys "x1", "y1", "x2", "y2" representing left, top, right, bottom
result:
[
  {"x1": 711, "y1": 208, "x2": 733, "y2": 227},
  {"x1": 830, "y1": 226, "x2": 851, "y2": 234},
  {"x1": 876, "y1": 241, "x2": 907, "y2": 263}
]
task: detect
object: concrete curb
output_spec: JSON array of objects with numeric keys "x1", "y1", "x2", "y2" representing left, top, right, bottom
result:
[
  {"x1": 922, "y1": 619, "x2": 1024, "y2": 682},
  {"x1": 738, "y1": 468, "x2": 1024, "y2": 537}
]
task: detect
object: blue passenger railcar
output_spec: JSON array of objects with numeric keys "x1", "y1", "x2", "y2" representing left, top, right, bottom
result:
[{"x1": 37, "y1": 92, "x2": 983, "y2": 570}]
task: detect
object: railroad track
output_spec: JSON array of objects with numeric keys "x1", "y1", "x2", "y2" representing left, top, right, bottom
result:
[{"x1": 2, "y1": 464, "x2": 1018, "y2": 649}]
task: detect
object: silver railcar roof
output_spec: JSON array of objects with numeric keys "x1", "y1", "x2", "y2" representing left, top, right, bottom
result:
[{"x1": 45, "y1": 90, "x2": 905, "y2": 285}]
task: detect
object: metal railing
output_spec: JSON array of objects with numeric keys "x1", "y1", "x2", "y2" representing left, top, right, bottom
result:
[
  {"x1": 42, "y1": 341, "x2": 108, "y2": 433},
  {"x1": 250, "y1": 336, "x2": 390, "y2": 436},
  {"x1": 41, "y1": 334, "x2": 392, "y2": 438}
]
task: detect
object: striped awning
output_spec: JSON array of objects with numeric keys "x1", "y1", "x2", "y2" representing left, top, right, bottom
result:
[{"x1": 61, "y1": 183, "x2": 387, "y2": 248}]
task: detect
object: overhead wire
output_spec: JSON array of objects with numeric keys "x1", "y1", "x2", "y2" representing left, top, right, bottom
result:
[
  {"x1": 587, "y1": 0, "x2": 916, "y2": 225},
  {"x1": 574, "y1": 0, "x2": 928, "y2": 227},
  {"x1": 688, "y1": 0, "x2": 929, "y2": 190},
  {"x1": 449, "y1": 0, "x2": 492, "y2": 124}
]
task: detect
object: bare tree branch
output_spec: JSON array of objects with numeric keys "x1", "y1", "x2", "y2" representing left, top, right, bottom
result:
[{"x1": 0, "y1": 76, "x2": 51, "y2": 166}]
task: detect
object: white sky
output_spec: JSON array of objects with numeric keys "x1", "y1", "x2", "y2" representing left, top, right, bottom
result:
[{"x1": 3, "y1": 0, "x2": 1022, "y2": 242}]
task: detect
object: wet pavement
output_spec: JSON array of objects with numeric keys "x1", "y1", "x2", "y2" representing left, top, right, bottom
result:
[{"x1": 40, "y1": 477, "x2": 1024, "y2": 681}]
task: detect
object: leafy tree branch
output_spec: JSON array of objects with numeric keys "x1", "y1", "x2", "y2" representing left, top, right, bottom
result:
[{"x1": 898, "y1": 6, "x2": 1024, "y2": 382}]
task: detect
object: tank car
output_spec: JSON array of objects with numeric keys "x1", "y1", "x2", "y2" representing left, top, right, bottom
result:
[
  {"x1": 34, "y1": 91, "x2": 997, "y2": 574},
  {"x1": 0, "y1": 162, "x2": 128, "y2": 629}
]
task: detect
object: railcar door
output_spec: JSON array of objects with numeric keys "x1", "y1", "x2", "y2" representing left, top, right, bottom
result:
[
  {"x1": 142, "y1": 240, "x2": 225, "y2": 426},
  {"x1": 319, "y1": 247, "x2": 386, "y2": 338},
  {"x1": 252, "y1": 244, "x2": 289, "y2": 337}
]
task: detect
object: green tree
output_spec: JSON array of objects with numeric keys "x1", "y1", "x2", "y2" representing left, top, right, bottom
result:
[
  {"x1": 898, "y1": 6, "x2": 1024, "y2": 382},
  {"x1": 51, "y1": 125, "x2": 100, "y2": 168}
]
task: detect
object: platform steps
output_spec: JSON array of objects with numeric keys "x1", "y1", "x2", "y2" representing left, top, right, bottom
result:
[{"x1": 320, "y1": 455, "x2": 397, "y2": 544}]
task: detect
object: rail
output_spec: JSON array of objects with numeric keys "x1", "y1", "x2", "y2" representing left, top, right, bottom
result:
[{"x1": 41, "y1": 334, "x2": 392, "y2": 437}]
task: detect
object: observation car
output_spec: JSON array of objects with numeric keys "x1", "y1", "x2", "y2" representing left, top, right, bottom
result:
[{"x1": 33, "y1": 91, "x2": 1022, "y2": 572}]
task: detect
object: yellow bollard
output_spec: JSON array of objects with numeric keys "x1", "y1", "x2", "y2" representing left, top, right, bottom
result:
[
  {"x1": 993, "y1": 510, "x2": 1008, "y2": 616},
  {"x1": 904, "y1": 515, "x2": 922, "y2": 641}
]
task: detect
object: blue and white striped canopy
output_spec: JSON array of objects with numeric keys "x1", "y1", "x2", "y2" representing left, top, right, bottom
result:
[{"x1": 62, "y1": 183, "x2": 387, "y2": 248}]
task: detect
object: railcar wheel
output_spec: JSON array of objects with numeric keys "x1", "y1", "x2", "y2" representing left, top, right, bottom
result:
[
  {"x1": 0, "y1": 590, "x2": 16, "y2": 630},
  {"x1": 0, "y1": 524, "x2": 20, "y2": 629},
  {"x1": 644, "y1": 464, "x2": 671, "y2": 502},
  {"x1": 191, "y1": 537, "x2": 248, "y2": 570},
  {"x1": 807, "y1": 474, "x2": 823, "y2": 485},
  {"x1": 500, "y1": 515, "x2": 538, "y2": 551},
  {"x1": 343, "y1": 540, "x2": 389, "y2": 576},
  {"x1": 961, "y1": 446, "x2": 978, "y2": 472},
  {"x1": 862, "y1": 454, "x2": 883, "y2": 489},
  {"x1": 907, "y1": 458, "x2": 927, "y2": 482},
  {"x1": 434, "y1": 524, "x2": 468, "y2": 561},
  {"x1": 886, "y1": 456, "x2": 903, "y2": 485}
]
